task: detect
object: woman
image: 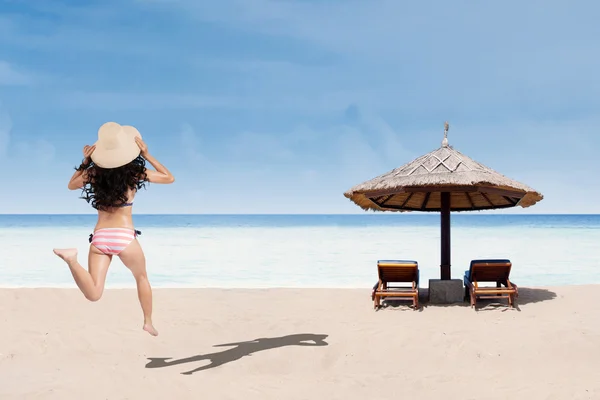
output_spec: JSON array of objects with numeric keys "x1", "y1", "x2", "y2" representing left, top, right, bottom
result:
[{"x1": 53, "y1": 122, "x2": 174, "y2": 337}]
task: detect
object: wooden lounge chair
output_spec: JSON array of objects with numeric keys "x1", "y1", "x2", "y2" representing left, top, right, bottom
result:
[
  {"x1": 463, "y1": 259, "x2": 519, "y2": 308},
  {"x1": 372, "y1": 260, "x2": 420, "y2": 310}
]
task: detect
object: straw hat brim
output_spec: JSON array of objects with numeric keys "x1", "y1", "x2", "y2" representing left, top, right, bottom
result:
[{"x1": 91, "y1": 122, "x2": 142, "y2": 169}]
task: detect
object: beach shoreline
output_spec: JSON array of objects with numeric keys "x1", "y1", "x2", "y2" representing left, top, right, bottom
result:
[
  {"x1": 0, "y1": 282, "x2": 593, "y2": 289},
  {"x1": 2, "y1": 285, "x2": 599, "y2": 399},
  {"x1": 2, "y1": 214, "x2": 600, "y2": 288}
]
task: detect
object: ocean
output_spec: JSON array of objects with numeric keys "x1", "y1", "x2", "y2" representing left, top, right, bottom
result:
[{"x1": 1, "y1": 214, "x2": 598, "y2": 288}]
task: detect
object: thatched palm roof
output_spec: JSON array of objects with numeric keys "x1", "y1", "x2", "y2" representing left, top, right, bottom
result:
[{"x1": 344, "y1": 128, "x2": 543, "y2": 212}]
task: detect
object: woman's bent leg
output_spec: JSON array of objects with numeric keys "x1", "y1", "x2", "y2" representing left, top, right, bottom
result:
[
  {"x1": 53, "y1": 245, "x2": 112, "y2": 301},
  {"x1": 117, "y1": 239, "x2": 158, "y2": 336}
]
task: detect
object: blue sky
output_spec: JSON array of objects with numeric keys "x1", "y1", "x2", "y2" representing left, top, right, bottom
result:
[{"x1": 0, "y1": 0, "x2": 598, "y2": 214}]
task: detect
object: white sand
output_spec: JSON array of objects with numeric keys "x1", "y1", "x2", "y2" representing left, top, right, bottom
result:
[{"x1": 1, "y1": 286, "x2": 599, "y2": 399}]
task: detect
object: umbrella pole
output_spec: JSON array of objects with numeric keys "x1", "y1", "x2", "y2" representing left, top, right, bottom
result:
[{"x1": 440, "y1": 192, "x2": 451, "y2": 280}]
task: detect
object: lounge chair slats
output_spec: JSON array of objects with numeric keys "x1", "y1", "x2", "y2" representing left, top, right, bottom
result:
[
  {"x1": 464, "y1": 259, "x2": 518, "y2": 309},
  {"x1": 372, "y1": 260, "x2": 419, "y2": 310}
]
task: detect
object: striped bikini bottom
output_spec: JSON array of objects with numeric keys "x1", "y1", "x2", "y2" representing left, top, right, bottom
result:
[{"x1": 89, "y1": 228, "x2": 142, "y2": 256}]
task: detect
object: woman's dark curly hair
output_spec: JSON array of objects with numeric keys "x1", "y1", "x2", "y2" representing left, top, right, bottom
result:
[{"x1": 75, "y1": 156, "x2": 148, "y2": 211}]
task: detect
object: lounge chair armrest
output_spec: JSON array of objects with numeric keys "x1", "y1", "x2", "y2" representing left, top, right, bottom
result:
[
  {"x1": 464, "y1": 279, "x2": 475, "y2": 292},
  {"x1": 371, "y1": 280, "x2": 383, "y2": 301}
]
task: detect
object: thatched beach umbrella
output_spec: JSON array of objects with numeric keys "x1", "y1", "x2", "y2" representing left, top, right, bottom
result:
[{"x1": 343, "y1": 122, "x2": 543, "y2": 280}]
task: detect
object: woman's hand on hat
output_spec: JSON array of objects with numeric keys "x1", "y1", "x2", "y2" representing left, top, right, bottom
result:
[
  {"x1": 135, "y1": 137, "x2": 149, "y2": 157},
  {"x1": 82, "y1": 144, "x2": 95, "y2": 161}
]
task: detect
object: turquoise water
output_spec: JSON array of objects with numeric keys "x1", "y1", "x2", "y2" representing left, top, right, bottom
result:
[{"x1": 0, "y1": 214, "x2": 598, "y2": 288}]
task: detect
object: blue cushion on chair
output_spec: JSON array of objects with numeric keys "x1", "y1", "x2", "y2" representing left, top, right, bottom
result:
[{"x1": 464, "y1": 269, "x2": 471, "y2": 282}]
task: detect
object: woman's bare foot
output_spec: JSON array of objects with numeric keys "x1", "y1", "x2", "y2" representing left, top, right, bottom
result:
[
  {"x1": 53, "y1": 248, "x2": 78, "y2": 264},
  {"x1": 143, "y1": 323, "x2": 158, "y2": 337}
]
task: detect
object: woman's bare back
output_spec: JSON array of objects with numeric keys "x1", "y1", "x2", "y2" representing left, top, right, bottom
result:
[{"x1": 95, "y1": 188, "x2": 137, "y2": 230}]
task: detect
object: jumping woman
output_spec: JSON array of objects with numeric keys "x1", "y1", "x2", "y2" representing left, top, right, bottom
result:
[{"x1": 53, "y1": 122, "x2": 175, "y2": 336}]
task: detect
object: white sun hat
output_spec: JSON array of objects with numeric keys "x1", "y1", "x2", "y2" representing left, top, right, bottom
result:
[{"x1": 91, "y1": 122, "x2": 142, "y2": 168}]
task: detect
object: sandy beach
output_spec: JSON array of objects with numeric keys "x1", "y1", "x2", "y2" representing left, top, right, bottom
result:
[{"x1": 1, "y1": 285, "x2": 599, "y2": 400}]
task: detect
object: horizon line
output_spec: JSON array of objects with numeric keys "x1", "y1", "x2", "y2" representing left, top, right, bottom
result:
[{"x1": 0, "y1": 213, "x2": 598, "y2": 216}]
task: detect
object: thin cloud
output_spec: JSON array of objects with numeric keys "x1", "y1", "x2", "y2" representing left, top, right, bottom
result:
[
  {"x1": 0, "y1": 5, "x2": 180, "y2": 57},
  {"x1": 0, "y1": 105, "x2": 55, "y2": 166},
  {"x1": 179, "y1": 123, "x2": 206, "y2": 163},
  {"x1": 135, "y1": 0, "x2": 600, "y2": 118},
  {"x1": 13, "y1": 139, "x2": 56, "y2": 164},
  {"x1": 0, "y1": 106, "x2": 11, "y2": 158},
  {"x1": 0, "y1": 61, "x2": 32, "y2": 86},
  {"x1": 45, "y1": 90, "x2": 359, "y2": 113},
  {"x1": 53, "y1": 92, "x2": 241, "y2": 110},
  {"x1": 228, "y1": 131, "x2": 296, "y2": 163},
  {"x1": 224, "y1": 106, "x2": 411, "y2": 187},
  {"x1": 139, "y1": 1, "x2": 597, "y2": 59}
]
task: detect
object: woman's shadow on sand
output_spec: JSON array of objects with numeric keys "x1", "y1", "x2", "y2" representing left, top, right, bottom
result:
[{"x1": 145, "y1": 333, "x2": 329, "y2": 375}]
